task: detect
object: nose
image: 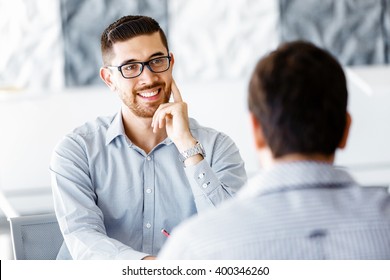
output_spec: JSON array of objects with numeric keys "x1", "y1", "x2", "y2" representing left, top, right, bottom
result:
[{"x1": 138, "y1": 65, "x2": 157, "y2": 84}]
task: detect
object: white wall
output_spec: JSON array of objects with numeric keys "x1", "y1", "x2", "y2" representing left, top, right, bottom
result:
[
  {"x1": 1, "y1": 68, "x2": 390, "y2": 203},
  {"x1": 1, "y1": 67, "x2": 390, "y2": 260}
]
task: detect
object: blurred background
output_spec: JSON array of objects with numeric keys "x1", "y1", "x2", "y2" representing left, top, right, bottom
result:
[{"x1": 1, "y1": 0, "x2": 390, "y2": 259}]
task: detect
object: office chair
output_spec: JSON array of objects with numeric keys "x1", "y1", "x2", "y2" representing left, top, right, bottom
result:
[{"x1": 8, "y1": 213, "x2": 63, "y2": 260}]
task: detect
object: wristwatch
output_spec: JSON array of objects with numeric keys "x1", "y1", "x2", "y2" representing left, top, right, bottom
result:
[{"x1": 179, "y1": 141, "x2": 206, "y2": 162}]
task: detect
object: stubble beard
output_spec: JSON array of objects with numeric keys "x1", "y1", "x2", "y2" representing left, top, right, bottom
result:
[{"x1": 120, "y1": 83, "x2": 171, "y2": 118}]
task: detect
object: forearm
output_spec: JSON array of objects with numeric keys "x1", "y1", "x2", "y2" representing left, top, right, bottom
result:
[{"x1": 63, "y1": 230, "x2": 149, "y2": 260}]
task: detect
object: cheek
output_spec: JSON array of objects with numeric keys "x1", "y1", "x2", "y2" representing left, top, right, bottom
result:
[
  {"x1": 164, "y1": 77, "x2": 172, "y2": 96},
  {"x1": 164, "y1": 85, "x2": 172, "y2": 102},
  {"x1": 165, "y1": 84, "x2": 172, "y2": 96},
  {"x1": 116, "y1": 83, "x2": 136, "y2": 102},
  {"x1": 116, "y1": 80, "x2": 135, "y2": 94}
]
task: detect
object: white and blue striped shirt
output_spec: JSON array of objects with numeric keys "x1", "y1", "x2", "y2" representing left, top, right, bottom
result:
[{"x1": 158, "y1": 161, "x2": 390, "y2": 259}]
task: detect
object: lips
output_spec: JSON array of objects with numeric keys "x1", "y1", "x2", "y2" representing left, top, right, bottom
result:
[{"x1": 138, "y1": 89, "x2": 159, "y2": 98}]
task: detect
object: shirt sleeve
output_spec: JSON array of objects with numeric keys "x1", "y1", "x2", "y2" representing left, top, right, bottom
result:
[
  {"x1": 184, "y1": 133, "x2": 247, "y2": 212},
  {"x1": 50, "y1": 135, "x2": 148, "y2": 260}
]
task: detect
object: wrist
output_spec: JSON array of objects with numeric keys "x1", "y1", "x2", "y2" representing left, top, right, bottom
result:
[
  {"x1": 142, "y1": 255, "x2": 156, "y2": 260},
  {"x1": 183, "y1": 154, "x2": 204, "y2": 167},
  {"x1": 178, "y1": 140, "x2": 206, "y2": 166},
  {"x1": 175, "y1": 136, "x2": 198, "y2": 153}
]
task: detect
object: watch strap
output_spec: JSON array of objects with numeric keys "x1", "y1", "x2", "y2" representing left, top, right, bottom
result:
[{"x1": 179, "y1": 141, "x2": 206, "y2": 162}]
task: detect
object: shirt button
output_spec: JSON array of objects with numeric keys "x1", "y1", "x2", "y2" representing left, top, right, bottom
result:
[
  {"x1": 146, "y1": 188, "x2": 152, "y2": 194},
  {"x1": 198, "y1": 172, "x2": 205, "y2": 179},
  {"x1": 146, "y1": 223, "x2": 151, "y2": 229},
  {"x1": 202, "y1": 182, "x2": 209, "y2": 188},
  {"x1": 146, "y1": 156, "x2": 151, "y2": 161}
]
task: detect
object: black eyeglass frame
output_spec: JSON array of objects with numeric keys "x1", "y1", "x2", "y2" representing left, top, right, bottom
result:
[{"x1": 106, "y1": 55, "x2": 172, "y2": 79}]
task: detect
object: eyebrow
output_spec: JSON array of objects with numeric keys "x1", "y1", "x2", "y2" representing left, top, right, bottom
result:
[{"x1": 119, "y1": 51, "x2": 167, "y2": 66}]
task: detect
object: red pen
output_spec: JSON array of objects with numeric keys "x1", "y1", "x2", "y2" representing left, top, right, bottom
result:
[{"x1": 161, "y1": 228, "x2": 170, "y2": 237}]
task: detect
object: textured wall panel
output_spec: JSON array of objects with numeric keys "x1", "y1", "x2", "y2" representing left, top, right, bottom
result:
[
  {"x1": 280, "y1": 0, "x2": 390, "y2": 65},
  {"x1": 168, "y1": 0, "x2": 279, "y2": 81},
  {"x1": 61, "y1": 0, "x2": 168, "y2": 87},
  {"x1": 384, "y1": 0, "x2": 390, "y2": 63},
  {"x1": 0, "y1": 0, "x2": 64, "y2": 90}
]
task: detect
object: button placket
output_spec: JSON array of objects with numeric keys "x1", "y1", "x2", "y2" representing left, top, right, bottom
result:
[{"x1": 142, "y1": 154, "x2": 155, "y2": 253}]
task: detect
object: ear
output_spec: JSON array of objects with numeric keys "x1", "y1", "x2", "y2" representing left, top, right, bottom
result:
[
  {"x1": 100, "y1": 67, "x2": 116, "y2": 91},
  {"x1": 249, "y1": 112, "x2": 267, "y2": 150},
  {"x1": 169, "y1": 52, "x2": 175, "y2": 69},
  {"x1": 338, "y1": 112, "x2": 352, "y2": 149}
]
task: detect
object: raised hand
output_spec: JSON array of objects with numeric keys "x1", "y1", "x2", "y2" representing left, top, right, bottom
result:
[{"x1": 151, "y1": 79, "x2": 197, "y2": 153}]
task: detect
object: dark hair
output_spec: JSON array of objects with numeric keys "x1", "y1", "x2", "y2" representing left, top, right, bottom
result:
[
  {"x1": 248, "y1": 41, "x2": 348, "y2": 158},
  {"x1": 100, "y1": 15, "x2": 169, "y2": 65}
]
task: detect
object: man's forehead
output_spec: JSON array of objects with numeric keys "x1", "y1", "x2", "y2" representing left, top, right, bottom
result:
[{"x1": 111, "y1": 32, "x2": 167, "y2": 63}]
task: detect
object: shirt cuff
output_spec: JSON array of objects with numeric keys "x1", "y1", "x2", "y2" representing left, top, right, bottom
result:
[{"x1": 184, "y1": 159, "x2": 220, "y2": 196}]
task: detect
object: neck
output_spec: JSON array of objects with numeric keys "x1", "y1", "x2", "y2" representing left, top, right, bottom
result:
[
  {"x1": 274, "y1": 153, "x2": 334, "y2": 163},
  {"x1": 121, "y1": 106, "x2": 167, "y2": 154},
  {"x1": 259, "y1": 148, "x2": 335, "y2": 169}
]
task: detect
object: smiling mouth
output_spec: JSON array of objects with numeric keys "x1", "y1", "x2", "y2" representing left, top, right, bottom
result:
[{"x1": 138, "y1": 89, "x2": 160, "y2": 98}]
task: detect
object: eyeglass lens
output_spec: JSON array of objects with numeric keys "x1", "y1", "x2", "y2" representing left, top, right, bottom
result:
[{"x1": 120, "y1": 57, "x2": 170, "y2": 78}]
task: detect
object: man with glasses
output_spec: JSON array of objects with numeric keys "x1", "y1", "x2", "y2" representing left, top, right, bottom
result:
[{"x1": 50, "y1": 15, "x2": 246, "y2": 260}]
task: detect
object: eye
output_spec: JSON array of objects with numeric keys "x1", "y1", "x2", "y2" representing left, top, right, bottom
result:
[
  {"x1": 150, "y1": 58, "x2": 164, "y2": 66},
  {"x1": 122, "y1": 64, "x2": 139, "y2": 71}
]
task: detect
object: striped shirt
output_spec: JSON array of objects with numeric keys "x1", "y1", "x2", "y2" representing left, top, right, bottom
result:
[{"x1": 158, "y1": 161, "x2": 390, "y2": 259}]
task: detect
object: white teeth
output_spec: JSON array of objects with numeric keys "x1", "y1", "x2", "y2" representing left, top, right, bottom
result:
[{"x1": 139, "y1": 90, "x2": 158, "y2": 97}]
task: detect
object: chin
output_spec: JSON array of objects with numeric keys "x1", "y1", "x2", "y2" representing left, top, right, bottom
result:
[{"x1": 131, "y1": 105, "x2": 158, "y2": 118}]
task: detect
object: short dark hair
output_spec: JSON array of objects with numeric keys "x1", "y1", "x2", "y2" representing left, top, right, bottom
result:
[
  {"x1": 100, "y1": 15, "x2": 169, "y2": 66},
  {"x1": 248, "y1": 41, "x2": 348, "y2": 158}
]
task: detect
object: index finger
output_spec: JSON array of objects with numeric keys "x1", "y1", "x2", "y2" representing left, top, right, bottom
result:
[{"x1": 171, "y1": 79, "x2": 183, "y2": 102}]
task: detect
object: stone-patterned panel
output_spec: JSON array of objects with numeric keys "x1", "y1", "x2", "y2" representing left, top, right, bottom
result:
[
  {"x1": 60, "y1": 0, "x2": 168, "y2": 87},
  {"x1": 384, "y1": 0, "x2": 390, "y2": 63},
  {"x1": 0, "y1": 0, "x2": 64, "y2": 90},
  {"x1": 280, "y1": 0, "x2": 390, "y2": 65},
  {"x1": 168, "y1": 0, "x2": 280, "y2": 81}
]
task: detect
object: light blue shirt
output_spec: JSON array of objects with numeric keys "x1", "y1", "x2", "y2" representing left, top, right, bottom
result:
[
  {"x1": 158, "y1": 161, "x2": 390, "y2": 259},
  {"x1": 50, "y1": 110, "x2": 247, "y2": 259}
]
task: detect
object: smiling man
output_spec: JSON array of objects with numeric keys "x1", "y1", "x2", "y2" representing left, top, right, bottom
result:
[{"x1": 49, "y1": 15, "x2": 246, "y2": 260}]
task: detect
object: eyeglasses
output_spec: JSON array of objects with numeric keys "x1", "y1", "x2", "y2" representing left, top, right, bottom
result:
[{"x1": 107, "y1": 56, "x2": 171, "y2": 79}]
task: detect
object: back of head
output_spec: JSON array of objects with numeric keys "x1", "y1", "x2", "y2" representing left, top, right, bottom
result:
[
  {"x1": 248, "y1": 41, "x2": 348, "y2": 158},
  {"x1": 100, "y1": 15, "x2": 169, "y2": 66}
]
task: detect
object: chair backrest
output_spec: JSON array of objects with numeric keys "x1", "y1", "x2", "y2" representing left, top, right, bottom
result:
[{"x1": 8, "y1": 213, "x2": 63, "y2": 260}]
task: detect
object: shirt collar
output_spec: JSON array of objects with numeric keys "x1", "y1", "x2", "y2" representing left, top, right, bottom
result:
[
  {"x1": 105, "y1": 109, "x2": 174, "y2": 146},
  {"x1": 238, "y1": 161, "x2": 358, "y2": 199},
  {"x1": 105, "y1": 109, "x2": 126, "y2": 145}
]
